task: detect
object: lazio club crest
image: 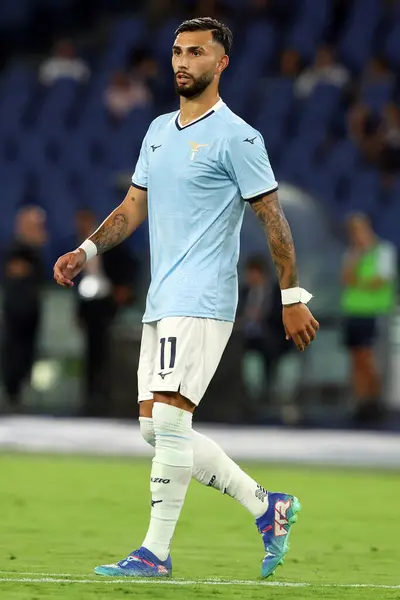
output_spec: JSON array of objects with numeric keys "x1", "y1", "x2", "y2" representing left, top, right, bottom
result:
[{"x1": 189, "y1": 141, "x2": 209, "y2": 161}]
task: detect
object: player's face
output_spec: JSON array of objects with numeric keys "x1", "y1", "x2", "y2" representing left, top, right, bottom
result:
[
  {"x1": 348, "y1": 218, "x2": 373, "y2": 249},
  {"x1": 172, "y1": 31, "x2": 228, "y2": 98}
]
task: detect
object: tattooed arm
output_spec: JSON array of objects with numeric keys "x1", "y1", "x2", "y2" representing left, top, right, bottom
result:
[
  {"x1": 53, "y1": 186, "x2": 147, "y2": 287},
  {"x1": 250, "y1": 191, "x2": 298, "y2": 290},
  {"x1": 89, "y1": 186, "x2": 147, "y2": 254},
  {"x1": 250, "y1": 190, "x2": 319, "y2": 351}
]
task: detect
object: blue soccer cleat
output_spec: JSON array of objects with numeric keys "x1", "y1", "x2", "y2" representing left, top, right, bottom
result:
[
  {"x1": 256, "y1": 492, "x2": 301, "y2": 578},
  {"x1": 94, "y1": 546, "x2": 172, "y2": 577}
]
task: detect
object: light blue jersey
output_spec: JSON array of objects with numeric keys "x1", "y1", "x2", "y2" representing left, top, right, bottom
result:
[{"x1": 132, "y1": 99, "x2": 277, "y2": 323}]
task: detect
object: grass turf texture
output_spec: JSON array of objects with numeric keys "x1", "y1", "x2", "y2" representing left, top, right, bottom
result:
[{"x1": 0, "y1": 454, "x2": 399, "y2": 599}]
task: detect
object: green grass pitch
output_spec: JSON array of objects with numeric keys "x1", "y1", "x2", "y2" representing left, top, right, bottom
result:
[{"x1": 0, "y1": 454, "x2": 399, "y2": 599}]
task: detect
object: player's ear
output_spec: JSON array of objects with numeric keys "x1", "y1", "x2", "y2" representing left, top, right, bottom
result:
[{"x1": 217, "y1": 55, "x2": 229, "y2": 75}]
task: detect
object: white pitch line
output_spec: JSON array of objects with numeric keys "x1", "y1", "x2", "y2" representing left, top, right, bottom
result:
[
  {"x1": 0, "y1": 571, "x2": 86, "y2": 577},
  {"x1": 0, "y1": 576, "x2": 399, "y2": 589}
]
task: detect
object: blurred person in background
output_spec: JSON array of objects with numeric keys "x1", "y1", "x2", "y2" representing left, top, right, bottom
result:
[
  {"x1": 348, "y1": 102, "x2": 400, "y2": 178},
  {"x1": 378, "y1": 103, "x2": 400, "y2": 178},
  {"x1": 279, "y1": 48, "x2": 302, "y2": 80},
  {"x1": 74, "y1": 209, "x2": 137, "y2": 417},
  {"x1": 1, "y1": 206, "x2": 47, "y2": 413},
  {"x1": 39, "y1": 39, "x2": 90, "y2": 86},
  {"x1": 341, "y1": 213, "x2": 397, "y2": 426},
  {"x1": 295, "y1": 45, "x2": 349, "y2": 99},
  {"x1": 128, "y1": 47, "x2": 163, "y2": 98},
  {"x1": 361, "y1": 55, "x2": 394, "y2": 87},
  {"x1": 104, "y1": 70, "x2": 152, "y2": 124},
  {"x1": 348, "y1": 102, "x2": 381, "y2": 165},
  {"x1": 239, "y1": 255, "x2": 291, "y2": 404}
]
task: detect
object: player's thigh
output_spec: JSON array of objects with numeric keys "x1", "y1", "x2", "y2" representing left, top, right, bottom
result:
[
  {"x1": 149, "y1": 317, "x2": 233, "y2": 407},
  {"x1": 137, "y1": 322, "x2": 158, "y2": 403}
]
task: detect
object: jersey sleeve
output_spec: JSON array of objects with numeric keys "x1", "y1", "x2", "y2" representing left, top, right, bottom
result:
[
  {"x1": 377, "y1": 242, "x2": 397, "y2": 280},
  {"x1": 131, "y1": 128, "x2": 151, "y2": 190},
  {"x1": 225, "y1": 130, "x2": 278, "y2": 202}
]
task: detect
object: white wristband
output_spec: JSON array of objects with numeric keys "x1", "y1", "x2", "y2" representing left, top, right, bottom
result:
[
  {"x1": 78, "y1": 239, "x2": 97, "y2": 262},
  {"x1": 281, "y1": 287, "x2": 313, "y2": 305}
]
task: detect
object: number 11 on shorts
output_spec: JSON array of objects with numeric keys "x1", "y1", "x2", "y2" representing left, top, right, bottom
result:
[{"x1": 160, "y1": 337, "x2": 177, "y2": 370}]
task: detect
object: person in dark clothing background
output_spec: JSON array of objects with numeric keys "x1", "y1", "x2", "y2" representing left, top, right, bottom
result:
[
  {"x1": 1, "y1": 205, "x2": 47, "y2": 413},
  {"x1": 74, "y1": 209, "x2": 137, "y2": 417},
  {"x1": 239, "y1": 255, "x2": 292, "y2": 404}
]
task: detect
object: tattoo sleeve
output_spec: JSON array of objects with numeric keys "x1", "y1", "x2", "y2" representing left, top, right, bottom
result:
[
  {"x1": 89, "y1": 212, "x2": 129, "y2": 254},
  {"x1": 87, "y1": 188, "x2": 148, "y2": 255},
  {"x1": 250, "y1": 192, "x2": 299, "y2": 289}
]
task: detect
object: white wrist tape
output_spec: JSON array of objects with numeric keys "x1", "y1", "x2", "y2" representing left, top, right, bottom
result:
[
  {"x1": 281, "y1": 287, "x2": 313, "y2": 305},
  {"x1": 78, "y1": 239, "x2": 97, "y2": 261}
]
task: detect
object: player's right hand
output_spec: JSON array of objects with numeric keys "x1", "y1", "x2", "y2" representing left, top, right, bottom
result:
[{"x1": 53, "y1": 249, "x2": 87, "y2": 287}]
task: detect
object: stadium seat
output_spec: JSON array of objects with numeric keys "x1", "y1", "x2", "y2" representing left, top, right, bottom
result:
[
  {"x1": 287, "y1": 0, "x2": 331, "y2": 62},
  {"x1": 376, "y1": 201, "x2": 400, "y2": 247},
  {"x1": 385, "y1": 23, "x2": 400, "y2": 70},
  {"x1": 339, "y1": 0, "x2": 381, "y2": 72},
  {"x1": 361, "y1": 81, "x2": 395, "y2": 113}
]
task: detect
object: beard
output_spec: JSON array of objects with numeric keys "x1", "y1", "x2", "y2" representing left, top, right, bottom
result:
[{"x1": 174, "y1": 71, "x2": 214, "y2": 98}]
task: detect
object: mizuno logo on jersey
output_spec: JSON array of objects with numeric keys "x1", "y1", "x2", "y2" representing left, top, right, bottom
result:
[
  {"x1": 151, "y1": 144, "x2": 162, "y2": 152},
  {"x1": 243, "y1": 136, "x2": 257, "y2": 144},
  {"x1": 189, "y1": 141, "x2": 209, "y2": 161}
]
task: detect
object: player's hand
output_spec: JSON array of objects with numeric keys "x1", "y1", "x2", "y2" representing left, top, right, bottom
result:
[
  {"x1": 282, "y1": 303, "x2": 319, "y2": 352},
  {"x1": 53, "y1": 249, "x2": 87, "y2": 287}
]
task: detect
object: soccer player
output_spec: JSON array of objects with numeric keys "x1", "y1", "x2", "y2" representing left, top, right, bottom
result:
[{"x1": 54, "y1": 17, "x2": 319, "y2": 579}]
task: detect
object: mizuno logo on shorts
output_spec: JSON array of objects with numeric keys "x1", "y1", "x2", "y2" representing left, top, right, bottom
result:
[{"x1": 158, "y1": 371, "x2": 173, "y2": 379}]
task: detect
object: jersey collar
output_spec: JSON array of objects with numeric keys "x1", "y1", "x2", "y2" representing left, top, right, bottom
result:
[{"x1": 175, "y1": 98, "x2": 224, "y2": 131}]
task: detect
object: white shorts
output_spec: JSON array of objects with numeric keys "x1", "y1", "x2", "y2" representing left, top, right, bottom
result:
[{"x1": 137, "y1": 317, "x2": 233, "y2": 406}]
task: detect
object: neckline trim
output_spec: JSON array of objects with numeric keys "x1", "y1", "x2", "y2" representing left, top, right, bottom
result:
[{"x1": 175, "y1": 98, "x2": 224, "y2": 131}]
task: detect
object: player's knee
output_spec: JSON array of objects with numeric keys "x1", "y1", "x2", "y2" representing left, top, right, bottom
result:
[
  {"x1": 139, "y1": 417, "x2": 155, "y2": 447},
  {"x1": 152, "y1": 403, "x2": 193, "y2": 467}
]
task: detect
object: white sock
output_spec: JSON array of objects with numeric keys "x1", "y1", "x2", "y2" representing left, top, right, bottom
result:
[
  {"x1": 141, "y1": 405, "x2": 193, "y2": 561},
  {"x1": 140, "y1": 417, "x2": 267, "y2": 519}
]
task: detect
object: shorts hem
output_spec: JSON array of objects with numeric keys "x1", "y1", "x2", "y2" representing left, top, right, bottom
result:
[
  {"x1": 138, "y1": 393, "x2": 154, "y2": 402},
  {"x1": 148, "y1": 383, "x2": 200, "y2": 406},
  {"x1": 142, "y1": 312, "x2": 235, "y2": 323}
]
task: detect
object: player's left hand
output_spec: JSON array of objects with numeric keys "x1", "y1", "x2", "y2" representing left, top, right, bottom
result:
[{"x1": 282, "y1": 304, "x2": 319, "y2": 352}]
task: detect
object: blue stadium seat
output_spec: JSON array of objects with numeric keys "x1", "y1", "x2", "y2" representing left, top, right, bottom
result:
[
  {"x1": 257, "y1": 78, "x2": 295, "y2": 121},
  {"x1": 101, "y1": 17, "x2": 145, "y2": 70},
  {"x1": 339, "y1": 0, "x2": 381, "y2": 72},
  {"x1": 287, "y1": 0, "x2": 331, "y2": 62},
  {"x1": 376, "y1": 201, "x2": 400, "y2": 247},
  {"x1": 279, "y1": 136, "x2": 319, "y2": 187},
  {"x1": 361, "y1": 81, "x2": 395, "y2": 113},
  {"x1": 224, "y1": 21, "x2": 277, "y2": 114},
  {"x1": 342, "y1": 169, "x2": 380, "y2": 217},
  {"x1": 0, "y1": 65, "x2": 36, "y2": 133},
  {"x1": 152, "y1": 18, "x2": 182, "y2": 66},
  {"x1": 324, "y1": 139, "x2": 359, "y2": 182},
  {"x1": 36, "y1": 79, "x2": 79, "y2": 132},
  {"x1": 385, "y1": 23, "x2": 400, "y2": 70},
  {"x1": 296, "y1": 83, "x2": 343, "y2": 135}
]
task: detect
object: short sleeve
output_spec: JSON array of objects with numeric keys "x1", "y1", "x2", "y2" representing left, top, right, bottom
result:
[
  {"x1": 377, "y1": 242, "x2": 397, "y2": 280},
  {"x1": 225, "y1": 130, "x2": 278, "y2": 202},
  {"x1": 132, "y1": 129, "x2": 150, "y2": 190}
]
